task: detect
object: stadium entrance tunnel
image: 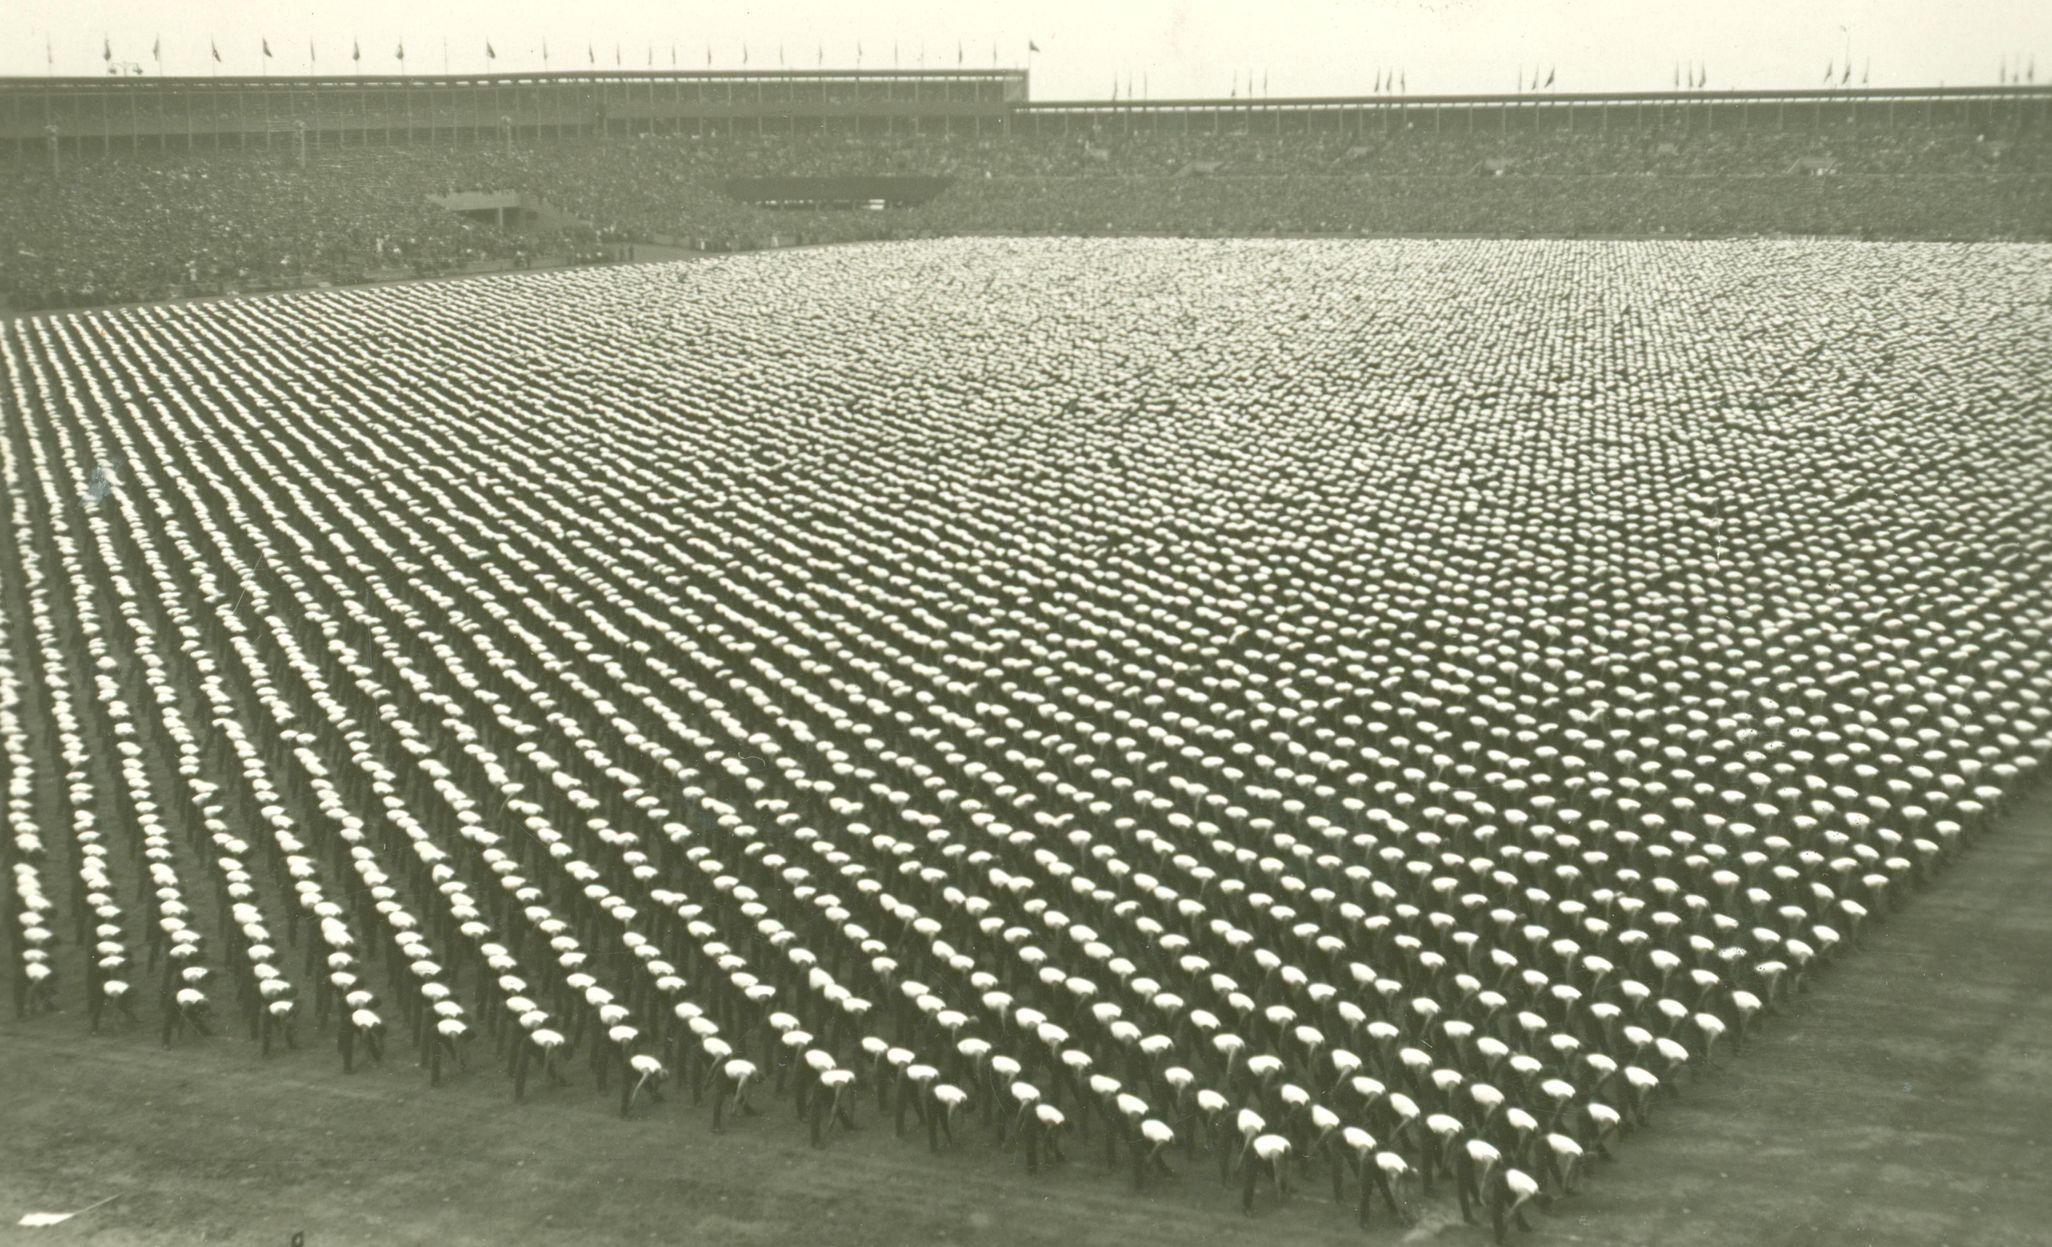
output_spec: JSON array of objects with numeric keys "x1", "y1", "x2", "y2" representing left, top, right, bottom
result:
[
  {"x1": 720, "y1": 175, "x2": 954, "y2": 211},
  {"x1": 427, "y1": 190, "x2": 570, "y2": 230}
]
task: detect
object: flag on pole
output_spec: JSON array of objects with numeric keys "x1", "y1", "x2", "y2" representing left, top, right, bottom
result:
[
  {"x1": 487, "y1": 40, "x2": 496, "y2": 61},
  {"x1": 152, "y1": 36, "x2": 161, "y2": 65},
  {"x1": 1673, "y1": 62, "x2": 1680, "y2": 89},
  {"x1": 706, "y1": 44, "x2": 712, "y2": 67},
  {"x1": 104, "y1": 36, "x2": 113, "y2": 62},
  {"x1": 1545, "y1": 66, "x2": 1555, "y2": 89},
  {"x1": 212, "y1": 38, "x2": 222, "y2": 63},
  {"x1": 1373, "y1": 68, "x2": 1382, "y2": 93},
  {"x1": 2028, "y1": 57, "x2": 2036, "y2": 83},
  {"x1": 1840, "y1": 61, "x2": 1851, "y2": 86},
  {"x1": 352, "y1": 38, "x2": 360, "y2": 63},
  {"x1": 542, "y1": 40, "x2": 548, "y2": 67},
  {"x1": 957, "y1": 40, "x2": 964, "y2": 66},
  {"x1": 309, "y1": 36, "x2": 316, "y2": 65},
  {"x1": 1029, "y1": 40, "x2": 1040, "y2": 53},
  {"x1": 588, "y1": 43, "x2": 595, "y2": 65},
  {"x1": 263, "y1": 37, "x2": 273, "y2": 59},
  {"x1": 1861, "y1": 58, "x2": 1869, "y2": 85},
  {"x1": 1823, "y1": 60, "x2": 1833, "y2": 84},
  {"x1": 396, "y1": 40, "x2": 405, "y2": 63}
]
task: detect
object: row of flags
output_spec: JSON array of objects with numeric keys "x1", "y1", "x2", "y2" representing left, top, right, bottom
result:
[
  {"x1": 86, "y1": 35, "x2": 1043, "y2": 72},
  {"x1": 1225, "y1": 68, "x2": 1407, "y2": 98},
  {"x1": 67, "y1": 39, "x2": 2046, "y2": 88},
  {"x1": 1821, "y1": 58, "x2": 1870, "y2": 86}
]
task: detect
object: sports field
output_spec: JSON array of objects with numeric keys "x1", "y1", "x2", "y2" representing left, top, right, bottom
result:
[{"x1": 3, "y1": 239, "x2": 2049, "y2": 1246}]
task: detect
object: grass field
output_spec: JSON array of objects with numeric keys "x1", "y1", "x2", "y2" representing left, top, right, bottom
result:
[{"x1": 6, "y1": 783, "x2": 2046, "y2": 1247}]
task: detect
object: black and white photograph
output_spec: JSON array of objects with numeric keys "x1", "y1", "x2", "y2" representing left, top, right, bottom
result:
[{"x1": 2, "y1": 2, "x2": 2049, "y2": 1244}]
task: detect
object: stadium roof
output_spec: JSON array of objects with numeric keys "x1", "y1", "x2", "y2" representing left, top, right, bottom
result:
[
  {"x1": 1, "y1": 70, "x2": 2044, "y2": 114},
  {"x1": 1025, "y1": 84, "x2": 2052, "y2": 111},
  {"x1": 0, "y1": 68, "x2": 1028, "y2": 90}
]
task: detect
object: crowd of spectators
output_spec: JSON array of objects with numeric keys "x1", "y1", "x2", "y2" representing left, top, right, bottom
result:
[
  {"x1": 879, "y1": 173, "x2": 2051, "y2": 243},
  {"x1": 2, "y1": 123, "x2": 2043, "y2": 310},
  {"x1": 1, "y1": 148, "x2": 611, "y2": 311},
  {"x1": 508, "y1": 127, "x2": 2049, "y2": 251}
]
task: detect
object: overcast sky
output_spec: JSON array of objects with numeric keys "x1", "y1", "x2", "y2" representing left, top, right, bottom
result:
[{"x1": 9, "y1": 0, "x2": 2046, "y2": 96}]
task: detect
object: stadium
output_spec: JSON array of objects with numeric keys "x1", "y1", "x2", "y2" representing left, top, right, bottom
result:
[{"x1": 3, "y1": 4, "x2": 2051, "y2": 1246}]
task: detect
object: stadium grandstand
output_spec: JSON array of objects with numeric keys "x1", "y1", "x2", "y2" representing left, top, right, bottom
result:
[{"x1": 2, "y1": 69, "x2": 2047, "y2": 310}]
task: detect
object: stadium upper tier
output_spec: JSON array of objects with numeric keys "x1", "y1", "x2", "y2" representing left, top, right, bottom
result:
[
  {"x1": 3, "y1": 120, "x2": 2047, "y2": 311},
  {"x1": 1, "y1": 71, "x2": 2045, "y2": 151}
]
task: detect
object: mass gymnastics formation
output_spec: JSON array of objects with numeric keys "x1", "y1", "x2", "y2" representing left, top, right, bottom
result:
[{"x1": 5, "y1": 237, "x2": 2050, "y2": 1239}]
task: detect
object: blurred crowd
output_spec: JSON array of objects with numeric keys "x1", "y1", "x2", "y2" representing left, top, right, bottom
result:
[
  {"x1": 2, "y1": 125, "x2": 2044, "y2": 310},
  {"x1": 0, "y1": 148, "x2": 613, "y2": 311}
]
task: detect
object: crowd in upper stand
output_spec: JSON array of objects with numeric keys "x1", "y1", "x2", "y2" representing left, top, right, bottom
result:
[
  {"x1": 1, "y1": 125, "x2": 2045, "y2": 310},
  {"x1": 0, "y1": 149, "x2": 612, "y2": 311}
]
